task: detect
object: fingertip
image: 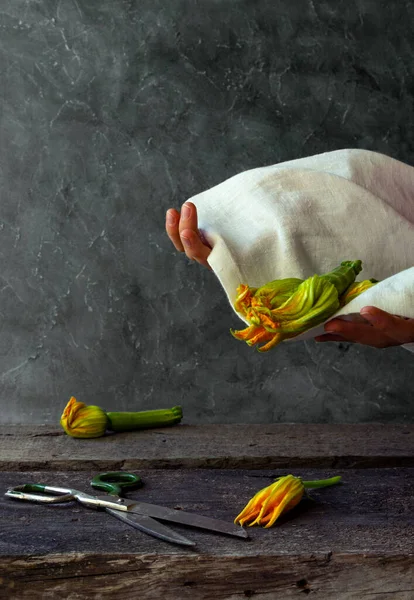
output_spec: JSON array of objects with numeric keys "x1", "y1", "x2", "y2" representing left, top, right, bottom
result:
[
  {"x1": 166, "y1": 209, "x2": 177, "y2": 227},
  {"x1": 181, "y1": 202, "x2": 192, "y2": 220},
  {"x1": 166, "y1": 209, "x2": 184, "y2": 252}
]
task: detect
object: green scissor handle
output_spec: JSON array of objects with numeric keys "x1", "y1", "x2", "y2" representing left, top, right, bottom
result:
[{"x1": 91, "y1": 472, "x2": 143, "y2": 496}]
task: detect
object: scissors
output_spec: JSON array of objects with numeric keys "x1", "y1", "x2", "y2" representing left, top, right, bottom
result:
[{"x1": 5, "y1": 471, "x2": 248, "y2": 547}]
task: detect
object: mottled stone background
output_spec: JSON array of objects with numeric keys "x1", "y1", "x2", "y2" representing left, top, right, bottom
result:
[{"x1": 1, "y1": 0, "x2": 413, "y2": 424}]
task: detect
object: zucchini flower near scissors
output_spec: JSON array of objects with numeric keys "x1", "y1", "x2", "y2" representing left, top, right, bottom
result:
[
  {"x1": 234, "y1": 474, "x2": 342, "y2": 528},
  {"x1": 60, "y1": 396, "x2": 183, "y2": 439}
]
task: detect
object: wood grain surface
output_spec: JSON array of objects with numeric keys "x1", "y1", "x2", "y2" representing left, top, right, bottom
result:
[
  {"x1": 1, "y1": 552, "x2": 413, "y2": 600},
  {"x1": 1, "y1": 467, "x2": 414, "y2": 599},
  {"x1": 1, "y1": 425, "x2": 413, "y2": 599},
  {"x1": 1, "y1": 423, "x2": 413, "y2": 470}
]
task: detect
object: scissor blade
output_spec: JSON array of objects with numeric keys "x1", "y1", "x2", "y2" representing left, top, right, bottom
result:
[
  {"x1": 127, "y1": 502, "x2": 249, "y2": 539},
  {"x1": 105, "y1": 507, "x2": 195, "y2": 547}
]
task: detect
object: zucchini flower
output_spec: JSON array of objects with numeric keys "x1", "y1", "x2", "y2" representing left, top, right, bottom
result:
[
  {"x1": 60, "y1": 396, "x2": 183, "y2": 439},
  {"x1": 231, "y1": 260, "x2": 364, "y2": 352},
  {"x1": 61, "y1": 397, "x2": 108, "y2": 438},
  {"x1": 234, "y1": 474, "x2": 342, "y2": 528},
  {"x1": 339, "y1": 279, "x2": 378, "y2": 307}
]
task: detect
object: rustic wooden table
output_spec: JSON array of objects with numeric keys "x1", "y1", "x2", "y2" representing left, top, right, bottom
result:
[{"x1": 1, "y1": 424, "x2": 413, "y2": 599}]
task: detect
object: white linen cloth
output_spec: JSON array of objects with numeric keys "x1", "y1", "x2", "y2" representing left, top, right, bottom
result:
[{"x1": 189, "y1": 149, "x2": 414, "y2": 350}]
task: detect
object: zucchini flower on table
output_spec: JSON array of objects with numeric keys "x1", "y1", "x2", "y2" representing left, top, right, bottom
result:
[
  {"x1": 60, "y1": 396, "x2": 183, "y2": 439},
  {"x1": 231, "y1": 260, "x2": 378, "y2": 352},
  {"x1": 234, "y1": 474, "x2": 342, "y2": 528}
]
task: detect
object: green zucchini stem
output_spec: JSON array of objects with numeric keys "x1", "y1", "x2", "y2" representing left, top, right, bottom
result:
[{"x1": 302, "y1": 476, "x2": 342, "y2": 489}]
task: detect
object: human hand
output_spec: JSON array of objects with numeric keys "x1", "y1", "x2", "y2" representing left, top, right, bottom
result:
[
  {"x1": 165, "y1": 202, "x2": 212, "y2": 269},
  {"x1": 315, "y1": 306, "x2": 414, "y2": 348}
]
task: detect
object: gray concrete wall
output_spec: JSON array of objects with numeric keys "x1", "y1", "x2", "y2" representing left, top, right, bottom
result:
[{"x1": 1, "y1": 0, "x2": 413, "y2": 425}]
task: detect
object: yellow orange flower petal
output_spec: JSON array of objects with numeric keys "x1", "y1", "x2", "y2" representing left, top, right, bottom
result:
[
  {"x1": 339, "y1": 279, "x2": 378, "y2": 307},
  {"x1": 60, "y1": 396, "x2": 108, "y2": 439},
  {"x1": 253, "y1": 476, "x2": 304, "y2": 527}
]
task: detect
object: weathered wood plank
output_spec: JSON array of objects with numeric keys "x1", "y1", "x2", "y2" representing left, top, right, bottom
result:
[
  {"x1": 2, "y1": 467, "x2": 413, "y2": 598},
  {"x1": 1, "y1": 424, "x2": 413, "y2": 470},
  {"x1": 2, "y1": 468, "x2": 413, "y2": 556},
  {"x1": 1, "y1": 553, "x2": 413, "y2": 600}
]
